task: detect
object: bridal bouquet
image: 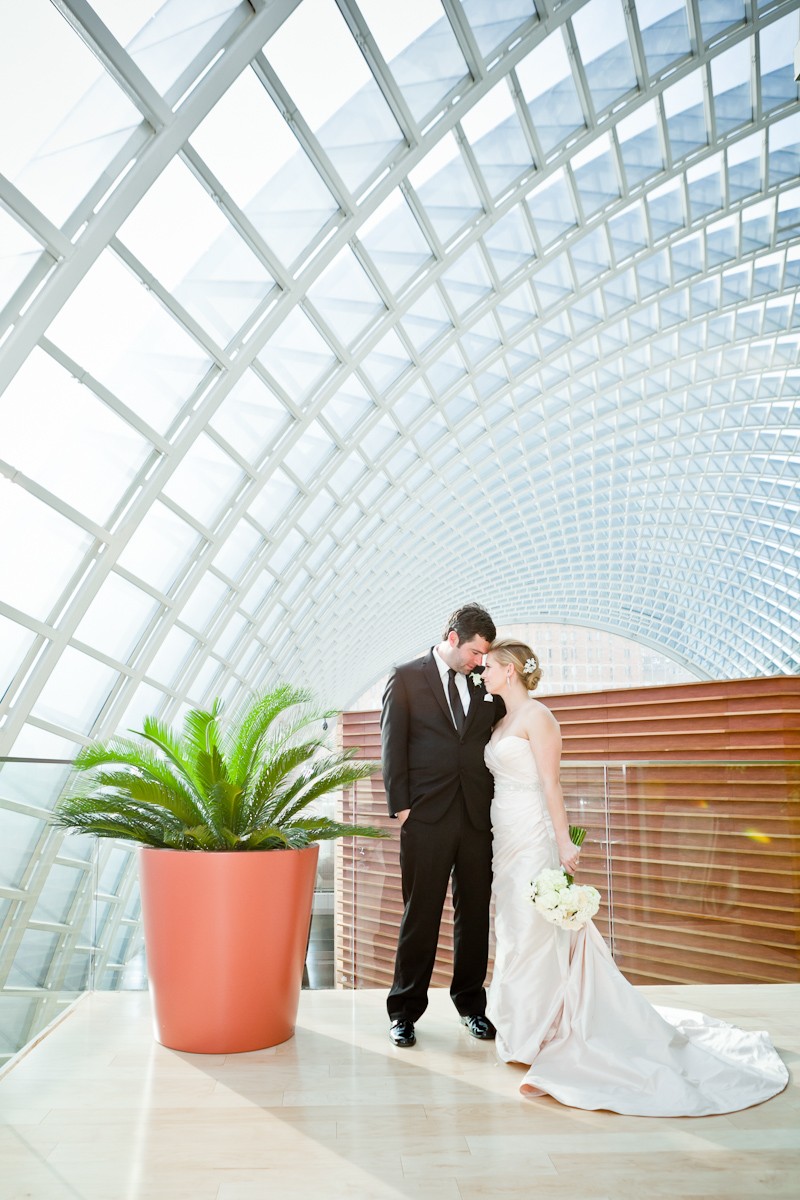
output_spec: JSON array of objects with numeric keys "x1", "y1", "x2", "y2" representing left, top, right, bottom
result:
[{"x1": 530, "y1": 826, "x2": 601, "y2": 931}]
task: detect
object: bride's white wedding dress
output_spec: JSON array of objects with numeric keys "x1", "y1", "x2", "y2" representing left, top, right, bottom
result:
[{"x1": 485, "y1": 734, "x2": 788, "y2": 1115}]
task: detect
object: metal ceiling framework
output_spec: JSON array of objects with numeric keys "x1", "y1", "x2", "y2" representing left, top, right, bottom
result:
[
  {"x1": 1, "y1": 0, "x2": 798, "y2": 761},
  {"x1": 0, "y1": 0, "x2": 799, "y2": 1054}
]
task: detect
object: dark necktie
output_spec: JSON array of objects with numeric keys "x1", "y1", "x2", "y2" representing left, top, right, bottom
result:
[{"x1": 448, "y1": 668, "x2": 465, "y2": 735}]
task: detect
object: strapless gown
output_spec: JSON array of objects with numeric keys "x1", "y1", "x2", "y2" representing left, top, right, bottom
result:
[{"x1": 484, "y1": 735, "x2": 789, "y2": 1115}]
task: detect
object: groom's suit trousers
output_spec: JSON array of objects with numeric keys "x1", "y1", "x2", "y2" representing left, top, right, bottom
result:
[{"x1": 387, "y1": 788, "x2": 493, "y2": 1023}]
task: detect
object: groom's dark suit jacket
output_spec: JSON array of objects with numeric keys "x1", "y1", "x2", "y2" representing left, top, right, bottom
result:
[{"x1": 381, "y1": 650, "x2": 504, "y2": 829}]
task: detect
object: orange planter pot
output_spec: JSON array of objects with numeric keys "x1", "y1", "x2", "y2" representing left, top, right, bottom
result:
[{"x1": 138, "y1": 844, "x2": 319, "y2": 1053}]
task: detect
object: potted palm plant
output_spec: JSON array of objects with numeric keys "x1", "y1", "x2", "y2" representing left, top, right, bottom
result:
[{"x1": 54, "y1": 684, "x2": 383, "y2": 1053}]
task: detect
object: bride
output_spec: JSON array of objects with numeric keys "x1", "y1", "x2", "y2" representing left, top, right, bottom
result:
[{"x1": 482, "y1": 638, "x2": 788, "y2": 1116}]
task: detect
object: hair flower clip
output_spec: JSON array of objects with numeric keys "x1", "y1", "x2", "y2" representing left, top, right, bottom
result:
[{"x1": 524, "y1": 657, "x2": 538, "y2": 673}]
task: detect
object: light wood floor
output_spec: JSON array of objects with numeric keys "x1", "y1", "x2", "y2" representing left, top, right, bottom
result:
[{"x1": 1, "y1": 985, "x2": 797, "y2": 1199}]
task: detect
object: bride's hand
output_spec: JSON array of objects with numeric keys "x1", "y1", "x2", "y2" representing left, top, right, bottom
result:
[{"x1": 558, "y1": 837, "x2": 580, "y2": 875}]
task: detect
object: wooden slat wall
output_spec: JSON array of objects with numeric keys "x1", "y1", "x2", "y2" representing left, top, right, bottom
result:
[{"x1": 336, "y1": 676, "x2": 800, "y2": 989}]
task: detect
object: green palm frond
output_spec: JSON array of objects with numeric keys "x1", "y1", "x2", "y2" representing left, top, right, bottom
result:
[
  {"x1": 282, "y1": 817, "x2": 385, "y2": 842},
  {"x1": 71, "y1": 742, "x2": 207, "y2": 826},
  {"x1": 138, "y1": 716, "x2": 208, "y2": 800},
  {"x1": 54, "y1": 684, "x2": 386, "y2": 851},
  {"x1": 54, "y1": 794, "x2": 186, "y2": 848},
  {"x1": 282, "y1": 755, "x2": 376, "y2": 810},
  {"x1": 245, "y1": 741, "x2": 331, "y2": 825},
  {"x1": 226, "y1": 685, "x2": 313, "y2": 785}
]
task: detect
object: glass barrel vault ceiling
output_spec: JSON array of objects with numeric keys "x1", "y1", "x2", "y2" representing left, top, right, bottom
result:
[{"x1": 1, "y1": 0, "x2": 799, "y2": 760}]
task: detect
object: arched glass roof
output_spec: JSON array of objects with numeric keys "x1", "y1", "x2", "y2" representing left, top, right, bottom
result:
[{"x1": 1, "y1": 0, "x2": 799, "y2": 755}]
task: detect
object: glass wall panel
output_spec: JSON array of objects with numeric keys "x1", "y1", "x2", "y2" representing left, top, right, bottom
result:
[
  {"x1": 46, "y1": 251, "x2": 213, "y2": 436},
  {"x1": 2, "y1": 0, "x2": 144, "y2": 226},
  {"x1": 0, "y1": 349, "x2": 152, "y2": 525},
  {"x1": 0, "y1": 484, "x2": 93, "y2": 622}
]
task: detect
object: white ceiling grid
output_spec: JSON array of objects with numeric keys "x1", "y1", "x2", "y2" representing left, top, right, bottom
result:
[{"x1": 0, "y1": 0, "x2": 799, "y2": 759}]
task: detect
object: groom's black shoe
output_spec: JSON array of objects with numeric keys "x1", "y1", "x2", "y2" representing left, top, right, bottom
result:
[
  {"x1": 460, "y1": 1015, "x2": 496, "y2": 1040},
  {"x1": 389, "y1": 1019, "x2": 416, "y2": 1047}
]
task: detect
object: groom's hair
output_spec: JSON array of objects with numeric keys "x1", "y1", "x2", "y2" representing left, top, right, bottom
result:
[{"x1": 443, "y1": 603, "x2": 496, "y2": 644}]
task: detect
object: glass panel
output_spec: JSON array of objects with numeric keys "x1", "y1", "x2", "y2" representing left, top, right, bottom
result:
[
  {"x1": 572, "y1": 134, "x2": 621, "y2": 218},
  {"x1": 768, "y1": 112, "x2": 800, "y2": 186},
  {"x1": 145, "y1": 626, "x2": 197, "y2": 686},
  {"x1": 710, "y1": 38, "x2": 752, "y2": 136},
  {"x1": 297, "y1": 491, "x2": 336, "y2": 538},
  {"x1": 247, "y1": 469, "x2": 299, "y2": 532},
  {"x1": 257, "y1": 306, "x2": 338, "y2": 400},
  {"x1": 481, "y1": 204, "x2": 536, "y2": 282},
  {"x1": 91, "y1": 0, "x2": 248, "y2": 98},
  {"x1": 360, "y1": 328, "x2": 413, "y2": 392},
  {"x1": 0, "y1": 209, "x2": 48, "y2": 314},
  {"x1": 116, "y1": 501, "x2": 203, "y2": 593},
  {"x1": 0, "y1": 809, "x2": 45, "y2": 888},
  {"x1": 283, "y1": 421, "x2": 337, "y2": 484},
  {"x1": 516, "y1": 28, "x2": 585, "y2": 155},
  {"x1": 73, "y1": 573, "x2": 159, "y2": 663},
  {"x1": 687, "y1": 152, "x2": 724, "y2": 223},
  {"x1": 647, "y1": 178, "x2": 685, "y2": 240},
  {"x1": 459, "y1": 313, "x2": 501, "y2": 368},
  {"x1": 191, "y1": 65, "x2": 339, "y2": 268},
  {"x1": 161, "y1": 433, "x2": 244, "y2": 528},
  {"x1": 698, "y1": 0, "x2": 745, "y2": 43},
  {"x1": 759, "y1": 14, "x2": 800, "y2": 115},
  {"x1": 0, "y1": 348, "x2": 152, "y2": 525},
  {"x1": 663, "y1": 69, "x2": 707, "y2": 160},
  {"x1": 7, "y1": 930, "x2": 60, "y2": 988},
  {"x1": 728, "y1": 131, "x2": 763, "y2": 203},
  {"x1": 307, "y1": 245, "x2": 385, "y2": 346},
  {"x1": 32, "y1": 647, "x2": 119, "y2": 733},
  {"x1": 177, "y1": 572, "x2": 229, "y2": 630},
  {"x1": 2, "y1": 0, "x2": 144, "y2": 226},
  {"x1": 572, "y1": 0, "x2": 637, "y2": 113},
  {"x1": 461, "y1": 80, "x2": 534, "y2": 198},
  {"x1": 440, "y1": 245, "x2": 493, "y2": 318},
  {"x1": 637, "y1": 0, "x2": 691, "y2": 77},
  {"x1": 46, "y1": 251, "x2": 212, "y2": 435},
  {"x1": 117, "y1": 157, "x2": 275, "y2": 346},
  {"x1": 461, "y1": 0, "x2": 537, "y2": 60},
  {"x1": 213, "y1": 611, "x2": 249, "y2": 659},
  {"x1": 320, "y1": 376, "x2": 375, "y2": 438},
  {"x1": 360, "y1": 0, "x2": 468, "y2": 123},
  {"x1": 339, "y1": 756, "x2": 800, "y2": 991},
  {"x1": 209, "y1": 369, "x2": 292, "y2": 465},
  {"x1": 617, "y1": 101, "x2": 663, "y2": 188},
  {"x1": 0, "y1": 482, "x2": 93, "y2": 622},
  {"x1": 32, "y1": 864, "x2": 82, "y2": 925},
  {"x1": 268, "y1": 527, "x2": 305, "y2": 575},
  {"x1": 265, "y1": 0, "x2": 403, "y2": 194},
  {"x1": 525, "y1": 169, "x2": 578, "y2": 247},
  {"x1": 0, "y1": 615, "x2": 36, "y2": 702},
  {"x1": 212, "y1": 519, "x2": 263, "y2": 581},
  {"x1": 408, "y1": 131, "x2": 484, "y2": 244},
  {"x1": 358, "y1": 190, "x2": 434, "y2": 293}
]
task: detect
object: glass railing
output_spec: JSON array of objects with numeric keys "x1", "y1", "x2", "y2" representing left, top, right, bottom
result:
[
  {"x1": 2, "y1": 757, "x2": 798, "y2": 1066},
  {"x1": 337, "y1": 759, "x2": 800, "y2": 991}
]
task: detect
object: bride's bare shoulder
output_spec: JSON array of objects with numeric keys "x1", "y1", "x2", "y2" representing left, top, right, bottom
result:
[{"x1": 524, "y1": 698, "x2": 561, "y2": 732}]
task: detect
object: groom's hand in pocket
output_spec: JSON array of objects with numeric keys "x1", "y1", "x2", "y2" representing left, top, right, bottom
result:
[{"x1": 396, "y1": 808, "x2": 411, "y2": 826}]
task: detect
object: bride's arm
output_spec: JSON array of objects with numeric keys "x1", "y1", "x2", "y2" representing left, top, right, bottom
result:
[{"x1": 526, "y1": 707, "x2": 580, "y2": 876}]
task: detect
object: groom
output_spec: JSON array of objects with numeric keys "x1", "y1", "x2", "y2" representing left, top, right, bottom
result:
[{"x1": 381, "y1": 603, "x2": 504, "y2": 1047}]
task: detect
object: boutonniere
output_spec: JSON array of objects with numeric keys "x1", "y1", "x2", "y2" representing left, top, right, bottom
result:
[{"x1": 469, "y1": 672, "x2": 484, "y2": 687}]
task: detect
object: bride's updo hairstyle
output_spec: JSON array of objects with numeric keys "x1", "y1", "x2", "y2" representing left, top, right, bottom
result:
[{"x1": 489, "y1": 639, "x2": 542, "y2": 692}]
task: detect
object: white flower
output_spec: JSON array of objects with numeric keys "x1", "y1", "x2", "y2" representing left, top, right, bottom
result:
[
  {"x1": 530, "y1": 867, "x2": 600, "y2": 931},
  {"x1": 469, "y1": 672, "x2": 484, "y2": 686},
  {"x1": 524, "y1": 657, "x2": 537, "y2": 674}
]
